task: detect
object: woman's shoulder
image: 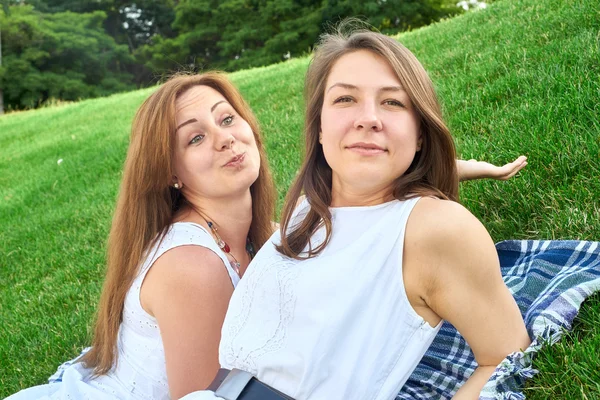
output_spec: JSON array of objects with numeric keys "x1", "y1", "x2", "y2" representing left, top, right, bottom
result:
[
  {"x1": 149, "y1": 244, "x2": 229, "y2": 283},
  {"x1": 405, "y1": 197, "x2": 495, "y2": 273},
  {"x1": 404, "y1": 198, "x2": 498, "y2": 310},
  {"x1": 150, "y1": 222, "x2": 226, "y2": 263},
  {"x1": 408, "y1": 197, "x2": 487, "y2": 244},
  {"x1": 139, "y1": 222, "x2": 215, "y2": 270},
  {"x1": 140, "y1": 222, "x2": 236, "y2": 291},
  {"x1": 141, "y1": 232, "x2": 235, "y2": 318}
]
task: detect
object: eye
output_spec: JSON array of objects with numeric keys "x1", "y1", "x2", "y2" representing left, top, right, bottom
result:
[
  {"x1": 333, "y1": 96, "x2": 354, "y2": 104},
  {"x1": 189, "y1": 134, "x2": 204, "y2": 145},
  {"x1": 383, "y1": 99, "x2": 405, "y2": 108},
  {"x1": 221, "y1": 115, "x2": 235, "y2": 126}
]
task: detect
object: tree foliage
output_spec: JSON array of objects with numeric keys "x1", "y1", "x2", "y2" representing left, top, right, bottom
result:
[
  {"x1": 137, "y1": 0, "x2": 461, "y2": 73},
  {"x1": 0, "y1": 0, "x2": 462, "y2": 110},
  {"x1": 0, "y1": 5, "x2": 135, "y2": 110},
  {"x1": 18, "y1": 0, "x2": 177, "y2": 50}
]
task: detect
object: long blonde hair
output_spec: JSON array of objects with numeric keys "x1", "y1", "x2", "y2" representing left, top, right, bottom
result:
[
  {"x1": 82, "y1": 72, "x2": 276, "y2": 374},
  {"x1": 277, "y1": 28, "x2": 458, "y2": 259}
]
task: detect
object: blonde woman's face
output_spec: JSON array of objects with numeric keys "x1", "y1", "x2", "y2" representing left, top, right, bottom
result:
[
  {"x1": 320, "y1": 50, "x2": 422, "y2": 204},
  {"x1": 172, "y1": 85, "x2": 260, "y2": 200}
]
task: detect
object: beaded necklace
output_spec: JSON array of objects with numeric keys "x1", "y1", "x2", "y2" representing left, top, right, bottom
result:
[{"x1": 206, "y1": 221, "x2": 255, "y2": 276}]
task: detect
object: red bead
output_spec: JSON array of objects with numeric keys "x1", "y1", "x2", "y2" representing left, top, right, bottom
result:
[{"x1": 223, "y1": 242, "x2": 230, "y2": 253}]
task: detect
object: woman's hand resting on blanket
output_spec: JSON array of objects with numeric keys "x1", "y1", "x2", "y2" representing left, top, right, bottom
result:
[{"x1": 457, "y1": 156, "x2": 528, "y2": 182}]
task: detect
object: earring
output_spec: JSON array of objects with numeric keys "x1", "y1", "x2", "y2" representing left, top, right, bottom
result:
[{"x1": 174, "y1": 183, "x2": 180, "y2": 189}]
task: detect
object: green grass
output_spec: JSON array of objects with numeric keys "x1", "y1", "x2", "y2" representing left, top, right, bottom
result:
[{"x1": 1, "y1": 0, "x2": 599, "y2": 397}]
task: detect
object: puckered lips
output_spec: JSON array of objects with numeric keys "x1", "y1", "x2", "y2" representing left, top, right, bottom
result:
[
  {"x1": 345, "y1": 142, "x2": 387, "y2": 156},
  {"x1": 223, "y1": 152, "x2": 246, "y2": 167}
]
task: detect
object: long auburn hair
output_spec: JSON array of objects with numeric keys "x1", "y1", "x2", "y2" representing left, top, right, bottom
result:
[
  {"x1": 277, "y1": 28, "x2": 458, "y2": 259},
  {"x1": 82, "y1": 72, "x2": 275, "y2": 374}
]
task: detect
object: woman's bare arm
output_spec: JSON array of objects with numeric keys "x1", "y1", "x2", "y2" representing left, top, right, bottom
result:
[
  {"x1": 457, "y1": 156, "x2": 527, "y2": 182},
  {"x1": 407, "y1": 199, "x2": 531, "y2": 399},
  {"x1": 141, "y1": 246, "x2": 234, "y2": 399}
]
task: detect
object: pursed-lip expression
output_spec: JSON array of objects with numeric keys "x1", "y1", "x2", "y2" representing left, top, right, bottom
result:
[{"x1": 223, "y1": 152, "x2": 246, "y2": 167}]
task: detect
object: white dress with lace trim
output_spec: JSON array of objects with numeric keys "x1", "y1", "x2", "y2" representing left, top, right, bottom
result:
[{"x1": 183, "y1": 198, "x2": 442, "y2": 400}]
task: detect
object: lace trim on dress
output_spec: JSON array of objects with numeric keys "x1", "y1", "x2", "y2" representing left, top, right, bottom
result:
[{"x1": 221, "y1": 252, "x2": 300, "y2": 374}]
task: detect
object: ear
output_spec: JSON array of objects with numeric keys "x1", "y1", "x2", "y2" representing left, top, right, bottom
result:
[
  {"x1": 319, "y1": 131, "x2": 323, "y2": 144},
  {"x1": 416, "y1": 136, "x2": 423, "y2": 152}
]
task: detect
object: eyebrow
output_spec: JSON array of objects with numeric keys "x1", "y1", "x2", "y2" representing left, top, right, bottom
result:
[
  {"x1": 326, "y1": 83, "x2": 405, "y2": 93},
  {"x1": 176, "y1": 118, "x2": 197, "y2": 131},
  {"x1": 176, "y1": 100, "x2": 229, "y2": 131},
  {"x1": 211, "y1": 100, "x2": 227, "y2": 112}
]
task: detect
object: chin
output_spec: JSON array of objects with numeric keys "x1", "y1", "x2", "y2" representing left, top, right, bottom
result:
[{"x1": 238, "y1": 167, "x2": 261, "y2": 190}]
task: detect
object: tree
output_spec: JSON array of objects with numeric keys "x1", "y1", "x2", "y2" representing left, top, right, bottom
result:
[
  {"x1": 138, "y1": 0, "x2": 461, "y2": 76},
  {"x1": 0, "y1": 5, "x2": 135, "y2": 110},
  {"x1": 216, "y1": 0, "x2": 324, "y2": 70},
  {"x1": 135, "y1": 0, "x2": 222, "y2": 76},
  {"x1": 0, "y1": 0, "x2": 464, "y2": 110},
  {"x1": 25, "y1": 0, "x2": 177, "y2": 51},
  {"x1": 322, "y1": 0, "x2": 461, "y2": 33},
  {"x1": 18, "y1": 0, "x2": 177, "y2": 85}
]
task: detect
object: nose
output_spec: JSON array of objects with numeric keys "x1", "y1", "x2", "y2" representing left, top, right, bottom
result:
[
  {"x1": 215, "y1": 129, "x2": 235, "y2": 150},
  {"x1": 354, "y1": 102, "x2": 383, "y2": 132}
]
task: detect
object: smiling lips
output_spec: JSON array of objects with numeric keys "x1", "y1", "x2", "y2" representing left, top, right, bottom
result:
[
  {"x1": 346, "y1": 142, "x2": 387, "y2": 155},
  {"x1": 223, "y1": 152, "x2": 246, "y2": 167}
]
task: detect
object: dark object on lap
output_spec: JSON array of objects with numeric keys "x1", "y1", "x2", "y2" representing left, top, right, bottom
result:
[{"x1": 208, "y1": 368, "x2": 295, "y2": 400}]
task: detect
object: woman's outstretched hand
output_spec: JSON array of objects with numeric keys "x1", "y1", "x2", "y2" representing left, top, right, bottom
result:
[{"x1": 457, "y1": 156, "x2": 528, "y2": 182}]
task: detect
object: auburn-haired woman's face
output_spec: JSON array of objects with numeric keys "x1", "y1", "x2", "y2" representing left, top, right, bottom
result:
[
  {"x1": 320, "y1": 50, "x2": 422, "y2": 201},
  {"x1": 172, "y1": 85, "x2": 260, "y2": 200}
]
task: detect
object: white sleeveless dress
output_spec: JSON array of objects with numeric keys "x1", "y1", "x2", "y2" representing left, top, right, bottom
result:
[
  {"x1": 184, "y1": 198, "x2": 442, "y2": 400},
  {"x1": 8, "y1": 222, "x2": 239, "y2": 400}
]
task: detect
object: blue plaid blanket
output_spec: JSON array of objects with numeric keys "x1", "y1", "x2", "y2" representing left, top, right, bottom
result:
[
  {"x1": 398, "y1": 240, "x2": 600, "y2": 399},
  {"x1": 50, "y1": 240, "x2": 600, "y2": 399}
]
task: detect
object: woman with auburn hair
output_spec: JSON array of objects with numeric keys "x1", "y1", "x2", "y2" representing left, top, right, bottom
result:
[
  {"x1": 7, "y1": 57, "x2": 525, "y2": 400},
  {"x1": 8, "y1": 72, "x2": 276, "y2": 399},
  {"x1": 184, "y1": 28, "x2": 531, "y2": 400}
]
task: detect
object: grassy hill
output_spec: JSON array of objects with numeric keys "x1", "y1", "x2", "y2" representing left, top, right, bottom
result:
[{"x1": 1, "y1": 0, "x2": 599, "y2": 397}]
